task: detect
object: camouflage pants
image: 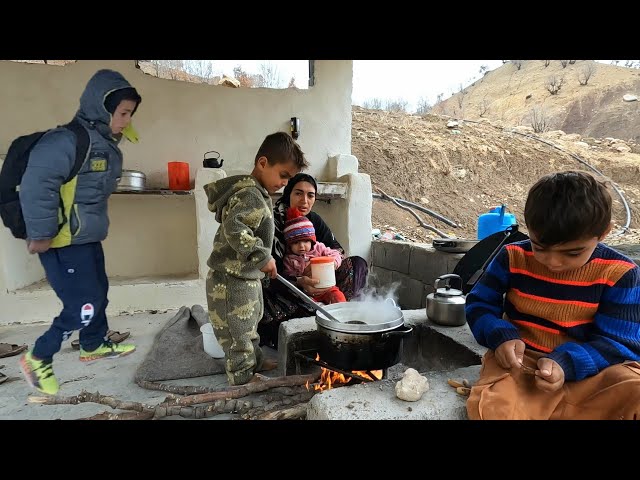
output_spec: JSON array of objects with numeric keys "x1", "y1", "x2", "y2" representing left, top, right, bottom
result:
[{"x1": 206, "y1": 269, "x2": 264, "y2": 385}]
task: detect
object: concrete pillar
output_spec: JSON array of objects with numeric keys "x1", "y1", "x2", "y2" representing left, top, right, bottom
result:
[{"x1": 195, "y1": 167, "x2": 227, "y2": 280}]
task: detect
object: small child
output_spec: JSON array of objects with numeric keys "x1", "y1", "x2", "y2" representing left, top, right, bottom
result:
[
  {"x1": 465, "y1": 170, "x2": 640, "y2": 420},
  {"x1": 283, "y1": 207, "x2": 346, "y2": 304},
  {"x1": 204, "y1": 132, "x2": 307, "y2": 386}
]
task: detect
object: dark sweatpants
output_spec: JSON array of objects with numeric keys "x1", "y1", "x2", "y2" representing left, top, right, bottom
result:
[{"x1": 33, "y1": 242, "x2": 109, "y2": 361}]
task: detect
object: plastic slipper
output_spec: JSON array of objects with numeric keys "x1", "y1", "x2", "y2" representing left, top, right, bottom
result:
[
  {"x1": 71, "y1": 330, "x2": 130, "y2": 350},
  {"x1": 107, "y1": 330, "x2": 131, "y2": 343},
  {"x1": 0, "y1": 343, "x2": 27, "y2": 358}
]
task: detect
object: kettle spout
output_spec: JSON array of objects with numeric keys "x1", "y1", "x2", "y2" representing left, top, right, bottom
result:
[{"x1": 218, "y1": 159, "x2": 224, "y2": 167}]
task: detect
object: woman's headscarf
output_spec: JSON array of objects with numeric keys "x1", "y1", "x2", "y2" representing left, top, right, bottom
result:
[{"x1": 273, "y1": 173, "x2": 318, "y2": 264}]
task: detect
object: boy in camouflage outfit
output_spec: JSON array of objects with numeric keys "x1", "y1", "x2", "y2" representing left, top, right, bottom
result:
[{"x1": 204, "y1": 132, "x2": 308, "y2": 385}]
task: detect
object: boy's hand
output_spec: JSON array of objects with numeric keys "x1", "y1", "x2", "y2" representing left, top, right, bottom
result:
[
  {"x1": 27, "y1": 239, "x2": 52, "y2": 254},
  {"x1": 260, "y1": 258, "x2": 277, "y2": 279},
  {"x1": 495, "y1": 339, "x2": 526, "y2": 370},
  {"x1": 302, "y1": 264, "x2": 312, "y2": 277},
  {"x1": 534, "y1": 358, "x2": 565, "y2": 392}
]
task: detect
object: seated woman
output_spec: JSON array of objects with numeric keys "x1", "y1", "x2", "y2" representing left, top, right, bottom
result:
[{"x1": 258, "y1": 173, "x2": 369, "y2": 348}]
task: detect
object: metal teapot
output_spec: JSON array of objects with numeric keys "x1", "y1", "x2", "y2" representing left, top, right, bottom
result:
[
  {"x1": 203, "y1": 150, "x2": 224, "y2": 168},
  {"x1": 426, "y1": 274, "x2": 467, "y2": 326}
]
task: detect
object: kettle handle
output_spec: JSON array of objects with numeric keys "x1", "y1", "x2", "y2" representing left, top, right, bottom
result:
[
  {"x1": 384, "y1": 298, "x2": 397, "y2": 307},
  {"x1": 435, "y1": 274, "x2": 462, "y2": 290},
  {"x1": 204, "y1": 150, "x2": 220, "y2": 160}
]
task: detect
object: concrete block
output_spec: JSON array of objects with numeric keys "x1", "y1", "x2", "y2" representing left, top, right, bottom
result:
[
  {"x1": 327, "y1": 154, "x2": 359, "y2": 179},
  {"x1": 372, "y1": 240, "x2": 411, "y2": 275},
  {"x1": 391, "y1": 270, "x2": 426, "y2": 309}
]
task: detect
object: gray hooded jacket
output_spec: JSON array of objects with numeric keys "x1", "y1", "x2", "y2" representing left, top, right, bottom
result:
[{"x1": 19, "y1": 69, "x2": 138, "y2": 246}]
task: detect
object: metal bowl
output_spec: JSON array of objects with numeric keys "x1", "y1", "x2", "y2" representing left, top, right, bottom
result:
[
  {"x1": 315, "y1": 299, "x2": 404, "y2": 334},
  {"x1": 117, "y1": 170, "x2": 146, "y2": 192}
]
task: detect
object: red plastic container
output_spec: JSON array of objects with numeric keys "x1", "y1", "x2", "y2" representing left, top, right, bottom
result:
[{"x1": 168, "y1": 162, "x2": 190, "y2": 190}]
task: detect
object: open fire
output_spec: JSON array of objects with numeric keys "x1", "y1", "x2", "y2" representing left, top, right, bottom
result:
[{"x1": 306, "y1": 354, "x2": 383, "y2": 391}]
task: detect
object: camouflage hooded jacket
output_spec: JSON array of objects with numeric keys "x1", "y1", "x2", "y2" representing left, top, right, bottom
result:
[{"x1": 204, "y1": 175, "x2": 274, "y2": 279}]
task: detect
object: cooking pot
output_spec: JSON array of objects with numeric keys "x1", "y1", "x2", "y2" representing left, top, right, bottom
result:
[
  {"x1": 426, "y1": 274, "x2": 467, "y2": 326},
  {"x1": 116, "y1": 170, "x2": 146, "y2": 192},
  {"x1": 315, "y1": 299, "x2": 413, "y2": 371},
  {"x1": 432, "y1": 238, "x2": 479, "y2": 253}
]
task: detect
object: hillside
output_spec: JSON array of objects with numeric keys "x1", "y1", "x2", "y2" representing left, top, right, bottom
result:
[
  {"x1": 352, "y1": 106, "x2": 640, "y2": 246},
  {"x1": 431, "y1": 60, "x2": 640, "y2": 143}
]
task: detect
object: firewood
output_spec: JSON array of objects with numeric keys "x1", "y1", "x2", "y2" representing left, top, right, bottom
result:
[{"x1": 164, "y1": 373, "x2": 319, "y2": 406}]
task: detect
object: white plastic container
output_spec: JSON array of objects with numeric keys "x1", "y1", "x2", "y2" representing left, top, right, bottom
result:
[
  {"x1": 200, "y1": 323, "x2": 225, "y2": 358},
  {"x1": 311, "y1": 256, "x2": 336, "y2": 288}
]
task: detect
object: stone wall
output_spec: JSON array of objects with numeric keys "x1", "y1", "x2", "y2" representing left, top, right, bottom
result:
[{"x1": 369, "y1": 240, "x2": 464, "y2": 309}]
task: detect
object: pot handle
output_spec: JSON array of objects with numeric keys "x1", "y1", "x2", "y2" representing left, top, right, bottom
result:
[
  {"x1": 381, "y1": 325, "x2": 413, "y2": 339},
  {"x1": 435, "y1": 274, "x2": 462, "y2": 291},
  {"x1": 384, "y1": 298, "x2": 397, "y2": 307}
]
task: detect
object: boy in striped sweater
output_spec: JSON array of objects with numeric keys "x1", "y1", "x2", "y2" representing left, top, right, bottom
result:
[{"x1": 465, "y1": 171, "x2": 640, "y2": 420}]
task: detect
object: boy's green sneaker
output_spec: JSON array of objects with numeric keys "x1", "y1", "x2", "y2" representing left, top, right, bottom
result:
[
  {"x1": 19, "y1": 350, "x2": 59, "y2": 395},
  {"x1": 79, "y1": 341, "x2": 136, "y2": 362}
]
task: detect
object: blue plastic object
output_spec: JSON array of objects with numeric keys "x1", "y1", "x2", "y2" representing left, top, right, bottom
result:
[{"x1": 477, "y1": 204, "x2": 517, "y2": 240}]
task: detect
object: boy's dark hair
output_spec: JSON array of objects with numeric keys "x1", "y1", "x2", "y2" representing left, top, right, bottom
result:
[
  {"x1": 254, "y1": 132, "x2": 308, "y2": 169},
  {"x1": 524, "y1": 170, "x2": 612, "y2": 245},
  {"x1": 104, "y1": 87, "x2": 142, "y2": 116}
]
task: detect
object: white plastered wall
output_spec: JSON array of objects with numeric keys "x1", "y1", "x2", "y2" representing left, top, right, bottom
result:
[{"x1": 0, "y1": 59, "x2": 369, "y2": 325}]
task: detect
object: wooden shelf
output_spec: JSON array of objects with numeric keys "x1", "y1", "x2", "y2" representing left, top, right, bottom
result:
[{"x1": 113, "y1": 189, "x2": 194, "y2": 196}]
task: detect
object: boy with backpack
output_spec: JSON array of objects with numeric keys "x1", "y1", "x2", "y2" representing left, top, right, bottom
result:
[{"x1": 9, "y1": 69, "x2": 141, "y2": 395}]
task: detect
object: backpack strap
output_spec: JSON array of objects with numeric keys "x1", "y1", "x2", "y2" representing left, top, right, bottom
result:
[{"x1": 62, "y1": 119, "x2": 90, "y2": 182}]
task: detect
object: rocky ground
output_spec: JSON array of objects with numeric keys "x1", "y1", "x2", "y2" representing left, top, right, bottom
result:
[{"x1": 351, "y1": 106, "x2": 640, "y2": 247}]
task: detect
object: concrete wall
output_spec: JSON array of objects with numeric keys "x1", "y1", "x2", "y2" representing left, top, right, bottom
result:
[
  {"x1": 369, "y1": 240, "x2": 464, "y2": 309},
  {"x1": 0, "y1": 59, "x2": 356, "y2": 324}
]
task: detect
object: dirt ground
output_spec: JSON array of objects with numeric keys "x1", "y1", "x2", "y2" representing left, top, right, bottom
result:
[{"x1": 351, "y1": 106, "x2": 640, "y2": 246}]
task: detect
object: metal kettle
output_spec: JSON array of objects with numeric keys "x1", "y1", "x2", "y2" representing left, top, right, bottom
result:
[
  {"x1": 203, "y1": 150, "x2": 224, "y2": 168},
  {"x1": 426, "y1": 274, "x2": 467, "y2": 326}
]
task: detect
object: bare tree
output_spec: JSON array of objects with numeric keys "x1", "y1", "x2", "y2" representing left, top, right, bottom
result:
[
  {"x1": 512, "y1": 60, "x2": 523, "y2": 70},
  {"x1": 543, "y1": 60, "x2": 550, "y2": 68},
  {"x1": 257, "y1": 62, "x2": 283, "y2": 88},
  {"x1": 436, "y1": 93, "x2": 444, "y2": 104},
  {"x1": 479, "y1": 95, "x2": 490, "y2": 117},
  {"x1": 288, "y1": 76, "x2": 296, "y2": 88},
  {"x1": 363, "y1": 98, "x2": 383, "y2": 110},
  {"x1": 530, "y1": 107, "x2": 549, "y2": 133},
  {"x1": 568, "y1": 60, "x2": 576, "y2": 65},
  {"x1": 183, "y1": 60, "x2": 215, "y2": 83},
  {"x1": 479, "y1": 64, "x2": 488, "y2": 75},
  {"x1": 560, "y1": 60, "x2": 569, "y2": 68},
  {"x1": 385, "y1": 98, "x2": 408, "y2": 113},
  {"x1": 578, "y1": 62, "x2": 596, "y2": 85},
  {"x1": 233, "y1": 65, "x2": 254, "y2": 87},
  {"x1": 415, "y1": 97, "x2": 432, "y2": 115},
  {"x1": 546, "y1": 75, "x2": 564, "y2": 95},
  {"x1": 148, "y1": 60, "x2": 184, "y2": 80},
  {"x1": 624, "y1": 60, "x2": 640, "y2": 68}
]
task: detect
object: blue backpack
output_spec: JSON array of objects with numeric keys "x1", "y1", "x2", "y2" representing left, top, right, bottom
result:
[{"x1": 0, "y1": 120, "x2": 89, "y2": 239}]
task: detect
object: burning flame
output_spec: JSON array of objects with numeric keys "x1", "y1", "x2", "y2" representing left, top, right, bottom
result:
[{"x1": 306, "y1": 354, "x2": 383, "y2": 391}]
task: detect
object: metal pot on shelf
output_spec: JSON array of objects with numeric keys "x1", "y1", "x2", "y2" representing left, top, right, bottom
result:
[
  {"x1": 315, "y1": 299, "x2": 413, "y2": 371},
  {"x1": 426, "y1": 274, "x2": 467, "y2": 326},
  {"x1": 116, "y1": 170, "x2": 146, "y2": 192}
]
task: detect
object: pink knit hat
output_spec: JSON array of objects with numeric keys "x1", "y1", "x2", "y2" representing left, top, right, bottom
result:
[{"x1": 284, "y1": 207, "x2": 316, "y2": 245}]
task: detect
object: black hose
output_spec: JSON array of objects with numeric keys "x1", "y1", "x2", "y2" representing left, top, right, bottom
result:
[
  {"x1": 372, "y1": 193, "x2": 460, "y2": 228},
  {"x1": 461, "y1": 118, "x2": 631, "y2": 235},
  {"x1": 509, "y1": 130, "x2": 631, "y2": 235}
]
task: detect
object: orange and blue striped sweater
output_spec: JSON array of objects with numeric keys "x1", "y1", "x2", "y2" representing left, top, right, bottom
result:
[{"x1": 465, "y1": 240, "x2": 640, "y2": 381}]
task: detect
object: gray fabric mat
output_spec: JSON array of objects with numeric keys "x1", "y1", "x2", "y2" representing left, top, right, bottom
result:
[{"x1": 135, "y1": 305, "x2": 226, "y2": 382}]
